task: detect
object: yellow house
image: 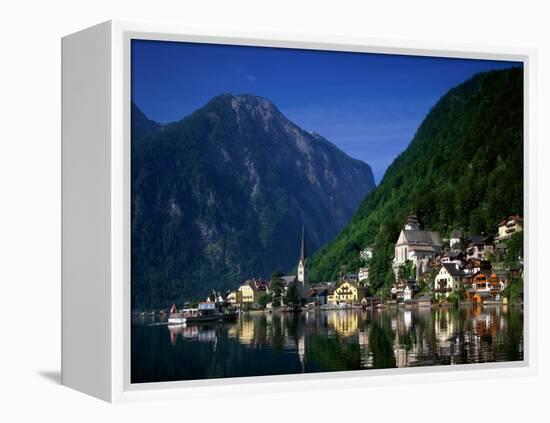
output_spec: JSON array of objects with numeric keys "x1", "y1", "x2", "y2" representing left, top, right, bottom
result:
[
  {"x1": 331, "y1": 281, "x2": 367, "y2": 305},
  {"x1": 238, "y1": 279, "x2": 267, "y2": 304}
]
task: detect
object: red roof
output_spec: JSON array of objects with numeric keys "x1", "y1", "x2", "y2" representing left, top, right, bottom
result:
[{"x1": 497, "y1": 215, "x2": 523, "y2": 227}]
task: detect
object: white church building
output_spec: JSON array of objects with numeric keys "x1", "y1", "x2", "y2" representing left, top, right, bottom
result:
[{"x1": 393, "y1": 215, "x2": 442, "y2": 279}]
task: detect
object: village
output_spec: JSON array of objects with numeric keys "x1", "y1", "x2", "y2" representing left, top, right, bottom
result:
[{"x1": 214, "y1": 214, "x2": 524, "y2": 311}]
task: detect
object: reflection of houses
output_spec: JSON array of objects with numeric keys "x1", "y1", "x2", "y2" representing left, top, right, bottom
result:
[
  {"x1": 330, "y1": 281, "x2": 367, "y2": 305},
  {"x1": 236, "y1": 318, "x2": 256, "y2": 345},
  {"x1": 434, "y1": 263, "x2": 467, "y2": 298},
  {"x1": 393, "y1": 215, "x2": 443, "y2": 279},
  {"x1": 327, "y1": 310, "x2": 359, "y2": 337},
  {"x1": 358, "y1": 330, "x2": 371, "y2": 368},
  {"x1": 168, "y1": 324, "x2": 216, "y2": 345},
  {"x1": 496, "y1": 215, "x2": 523, "y2": 241},
  {"x1": 434, "y1": 309, "x2": 455, "y2": 358}
]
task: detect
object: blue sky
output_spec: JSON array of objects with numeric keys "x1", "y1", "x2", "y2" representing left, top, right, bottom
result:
[{"x1": 132, "y1": 40, "x2": 521, "y2": 183}]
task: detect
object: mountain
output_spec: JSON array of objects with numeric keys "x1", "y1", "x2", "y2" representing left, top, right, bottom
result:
[
  {"x1": 309, "y1": 67, "x2": 523, "y2": 290},
  {"x1": 131, "y1": 102, "x2": 161, "y2": 142},
  {"x1": 131, "y1": 94, "x2": 375, "y2": 309}
]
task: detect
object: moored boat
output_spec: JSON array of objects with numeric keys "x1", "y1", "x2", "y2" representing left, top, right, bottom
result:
[{"x1": 168, "y1": 301, "x2": 238, "y2": 324}]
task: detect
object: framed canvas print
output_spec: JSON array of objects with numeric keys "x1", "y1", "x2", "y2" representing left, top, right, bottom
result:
[{"x1": 61, "y1": 21, "x2": 537, "y2": 402}]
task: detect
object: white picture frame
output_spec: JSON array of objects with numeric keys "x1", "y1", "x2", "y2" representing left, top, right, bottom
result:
[{"x1": 61, "y1": 20, "x2": 538, "y2": 403}]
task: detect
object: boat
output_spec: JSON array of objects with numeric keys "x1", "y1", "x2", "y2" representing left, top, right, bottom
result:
[
  {"x1": 168, "y1": 307, "x2": 196, "y2": 324},
  {"x1": 169, "y1": 301, "x2": 238, "y2": 324}
]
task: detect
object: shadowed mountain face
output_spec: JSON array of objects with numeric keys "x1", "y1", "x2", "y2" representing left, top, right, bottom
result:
[{"x1": 131, "y1": 94, "x2": 375, "y2": 308}]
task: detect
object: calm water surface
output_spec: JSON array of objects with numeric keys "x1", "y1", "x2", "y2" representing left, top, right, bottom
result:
[{"x1": 131, "y1": 306, "x2": 523, "y2": 383}]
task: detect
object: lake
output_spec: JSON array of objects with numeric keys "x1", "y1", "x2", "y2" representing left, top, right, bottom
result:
[{"x1": 131, "y1": 305, "x2": 523, "y2": 383}]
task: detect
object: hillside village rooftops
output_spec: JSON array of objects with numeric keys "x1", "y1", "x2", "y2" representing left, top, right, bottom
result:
[
  {"x1": 244, "y1": 279, "x2": 268, "y2": 290},
  {"x1": 497, "y1": 215, "x2": 523, "y2": 227},
  {"x1": 442, "y1": 262, "x2": 467, "y2": 277},
  {"x1": 467, "y1": 234, "x2": 493, "y2": 245},
  {"x1": 408, "y1": 244, "x2": 437, "y2": 253},
  {"x1": 399, "y1": 230, "x2": 442, "y2": 247},
  {"x1": 281, "y1": 276, "x2": 297, "y2": 285}
]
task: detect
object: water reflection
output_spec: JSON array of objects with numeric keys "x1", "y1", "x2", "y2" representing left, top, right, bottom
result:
[{"x1": 131, "y1": 306, "x2": 523, "y2": 383}]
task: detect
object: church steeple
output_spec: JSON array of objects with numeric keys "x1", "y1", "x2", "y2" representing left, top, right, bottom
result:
[
  {"x1": 300, "y1": 225, "x2": 307, "y2": 264},
  {"x1": 297, "y1": 225, "x2": 309, "y2": 294}
]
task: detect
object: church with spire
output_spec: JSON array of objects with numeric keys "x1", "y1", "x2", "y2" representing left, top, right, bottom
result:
[{"x1": 297, "y1": 225, "x2": 309, "y2": 298}]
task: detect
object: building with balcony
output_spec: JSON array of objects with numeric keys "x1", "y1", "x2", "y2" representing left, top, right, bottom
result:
[{"x1": 497, "y1": 215, "x2": 524, "y2": 241}]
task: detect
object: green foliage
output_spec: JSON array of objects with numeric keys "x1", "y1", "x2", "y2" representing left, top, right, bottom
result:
[
  {"x1": 505, "y1": 231, "x2": 524, "y2": 266},
  {"x1": 401, "y1": 260, "x2": 415, "y2": 280},
  {"x1": 257, "y1": 293, "x2": 272, "y2": 309},
  {"x1": 502, "y1": 277, "x2": 523, "y2": 304},
  {"x1": 270, "y1": 270, "x2": 285, "y2": 307},
  {"x1": 284, "y1": 283, "x2": 302, "y2": 307},
  {"x1": 448, "y1": 291, "x2": 463, "y2": 307},
  {"x1": 309, "y1": 68, "x2": 523, "y2": 295}
]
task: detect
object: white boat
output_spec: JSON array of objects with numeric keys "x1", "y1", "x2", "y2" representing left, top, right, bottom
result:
[
  {"x1": 168, "y1": 306, "x2": 197, "y2": 324},
  {"x1": 168, "y1": 315, "x2": 187, "y2": 324}
]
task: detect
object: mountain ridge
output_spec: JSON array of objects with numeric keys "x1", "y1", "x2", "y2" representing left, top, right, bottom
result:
[{"x1": 131, "y1": 93, "x2": 375, "y2": 308}]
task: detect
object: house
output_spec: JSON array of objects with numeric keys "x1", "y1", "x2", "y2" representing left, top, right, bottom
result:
[
  {"x1": 358, "y1": 267, "x2": 369, "y2": 283},
  {"x1": 307, "y1": 286, "x2": 329, "y2": 305},
  {"x1": 466, "y1": 234, "x2": 494, "y2": 260},
  {"x1": 441, "y1": 250, "x2": 464, "y2": 265},
  {"x1": 343, "y1": 273, "x2": 359, "y2": 282},
  {"x1": 434, "y1": 263, "x2": 467, "y2": 299},
  {"x1": 463, "y1": 270, "x2": 505, "y2": 304},
  {"x1": 227, "y1": 290, "x2": 242, "y2": 305},
  {"x1": 449, "y1": 228, "x2": 464, "y2": 250},
  {"x1": 391, "y1": 278, "x2": 418, "y2": 301},
  {"x1": 331, "y1": 281, "x2": 367, "y2": 305},
  {"x1": 393, "y1": 215, "x2": 443, "y2": 279},
  {"x1": 360, "y1": 247, "x2": 373, "y2": 261},
  {"x1": 497, "y1": 215, "x2": 523, "y2": 241},
  {"x1": 326, "y1": 287, "x2": 336, "y2": 305},
  {"x1": 463, "y1": 257, "x2": 492, "y2": 275},
  {"x1": 238, "y1": 279, "x2": 268, "y2": 304}
]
